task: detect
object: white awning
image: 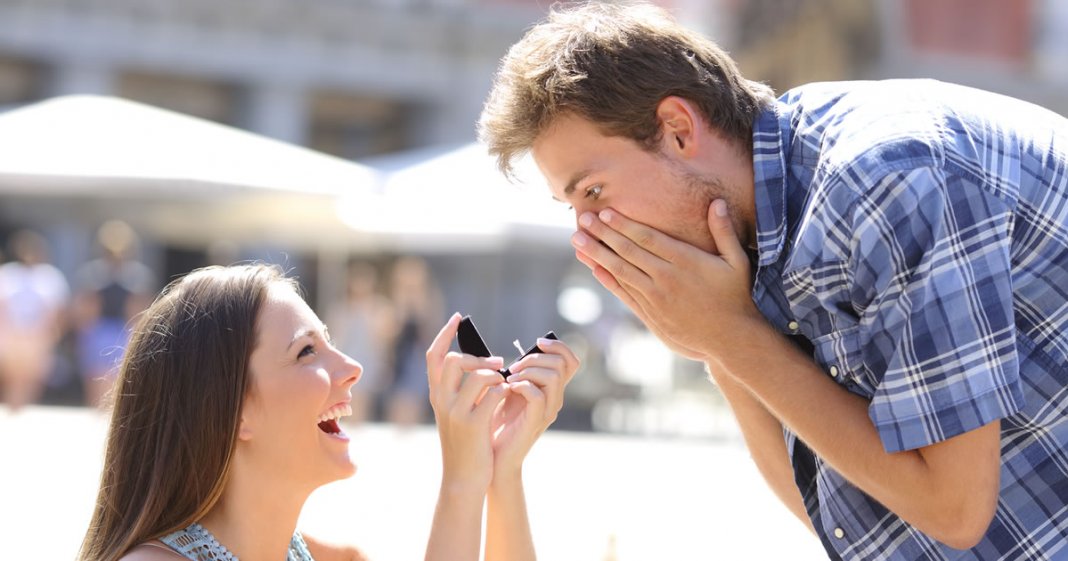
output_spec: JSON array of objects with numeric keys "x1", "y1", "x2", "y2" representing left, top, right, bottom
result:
[{"x1": 340, "y1": 141, "x2": 574, "y2": 251}]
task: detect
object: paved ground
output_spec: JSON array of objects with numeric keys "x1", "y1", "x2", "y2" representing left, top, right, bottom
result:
[{"x1": 0, "y1": 405, "x2": 827, "y2": 560}]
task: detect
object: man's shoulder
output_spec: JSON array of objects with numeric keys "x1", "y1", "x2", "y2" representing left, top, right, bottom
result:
[{"x1": 783, "y1": 80, "x2": 954, "y2": 184}]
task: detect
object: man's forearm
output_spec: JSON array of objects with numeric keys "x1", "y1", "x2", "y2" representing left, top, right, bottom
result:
[
  {"x1": 708, "y1": 363, "x2": 814, "y2": 532},
  {"x1": 707, "y1": 318, "x2": 1000, "y2": 549}
]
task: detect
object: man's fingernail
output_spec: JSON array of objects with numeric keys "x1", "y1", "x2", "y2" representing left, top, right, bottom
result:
[
  {"x1": 715, "y1": 200, "x2": 728, "y2": 217},
  {"x1": 579, "y1": 213, "x2": 594, "y2": 228},
  {"x1": 572, "y1": 231, "x2": 589, "y2": 247}
]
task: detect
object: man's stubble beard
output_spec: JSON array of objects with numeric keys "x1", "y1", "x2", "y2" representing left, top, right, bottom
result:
[{"x1": 681, "y1": 169, "x2": 731, "y2": 254}]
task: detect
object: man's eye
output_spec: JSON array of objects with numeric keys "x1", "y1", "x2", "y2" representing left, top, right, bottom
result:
[
  {"x1": 585, "y1": 184, "x2": 602, "y2": 200},
  {"x1": 298, "y1": 344, "x2": 315, "y2": 359}
]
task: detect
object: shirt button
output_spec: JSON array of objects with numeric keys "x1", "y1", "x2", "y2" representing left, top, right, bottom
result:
[
  {"x1": 787, "y1": 320, "x2": 800, "y2": 332},
  {"x1": 829, "y1": 366, "x2": 839, "y2": 377},
  {"x1": 834, "y1": 528, "x2": 845, "y2": 539}
]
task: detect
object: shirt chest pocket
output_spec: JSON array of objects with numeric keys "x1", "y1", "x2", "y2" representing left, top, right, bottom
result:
[
  {"x1": 781, "y1": 258, "x2": 854, "y2": 336},
  {"x1": 781, "y1": 259, "x2": 876, "y2": 397},
  {"x1": 810, "y1": 327, "x2": 876, "y2": 399}
]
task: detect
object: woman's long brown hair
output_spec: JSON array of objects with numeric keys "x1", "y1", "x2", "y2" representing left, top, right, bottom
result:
[{"x1": 78, "y1": 264, "x2": 292, "y2": 561}]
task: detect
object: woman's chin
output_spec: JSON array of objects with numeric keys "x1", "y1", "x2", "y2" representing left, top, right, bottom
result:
[
  {"x1": 309, "y1": 462, "x2": 357, "y2": 491},
  {"x1": 328, "y1": 456, "x2": 358, "y2": 482}
]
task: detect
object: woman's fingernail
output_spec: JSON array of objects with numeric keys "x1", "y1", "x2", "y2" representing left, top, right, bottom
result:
[
  {"x1": 537, "y1": 337, "x2": 555, "y2": 348},
  {"x1": 598, "y1": 209, "x2": 613, "y2": 223},
  {"x1": 572, "y1": 232, "x2": 589, "y2": 247},
  {"x1": 579, "y1": 213, "x2": 594, "y2": 228}
]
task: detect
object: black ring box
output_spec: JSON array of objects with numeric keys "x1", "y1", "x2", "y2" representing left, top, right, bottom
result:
[{"x1": 456, "y1": 315, "x2": 557, "y2": 379}]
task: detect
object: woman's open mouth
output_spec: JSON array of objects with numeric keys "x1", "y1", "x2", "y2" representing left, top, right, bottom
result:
[{"x1": 317, "y1": 403, "x2": 352, "y2": 439}]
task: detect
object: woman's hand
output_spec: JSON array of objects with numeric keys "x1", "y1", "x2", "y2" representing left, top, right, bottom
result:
[
  {"x1": 490, "y1": 337, "x2": 580, "y2": 479},
  {"x1": 426, "y1": 313, "x2": 510, "y2": 493}
]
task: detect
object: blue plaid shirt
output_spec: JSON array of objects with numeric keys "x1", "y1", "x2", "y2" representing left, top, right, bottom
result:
[{"x1": 751, "y1": 79, "x2": 1068, "y2": 560}]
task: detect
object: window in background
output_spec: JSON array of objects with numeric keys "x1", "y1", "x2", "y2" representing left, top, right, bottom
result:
[
  {"x1": 118, "y1": 70, "x2": 237, "y2": 125},
  {"x1": 904, "y1": 0, "x2": 1032, "y2": 65},
  {"x1": 308, "y1": 90, "x2": 414, "y2": 160},
  {"x1": 1036, "y1": 0, "x2": 1068, "y2": 83},
  {"x1": 0, "y1": 56, "x2": 43, "y2": 107}
]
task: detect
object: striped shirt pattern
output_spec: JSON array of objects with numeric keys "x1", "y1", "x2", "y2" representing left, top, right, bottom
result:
[{"x1": 750, "y1": 79, "x2": 1068, "y2": 560}]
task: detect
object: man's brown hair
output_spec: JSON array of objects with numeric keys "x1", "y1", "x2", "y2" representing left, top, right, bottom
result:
[{"x1": 479, "y1": 1, "x2": 775, "y2": 176}]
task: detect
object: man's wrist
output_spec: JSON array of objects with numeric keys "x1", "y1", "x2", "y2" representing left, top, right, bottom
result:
[{"x1": 700, "y1": 314, "x2": 779, "y2": 378}]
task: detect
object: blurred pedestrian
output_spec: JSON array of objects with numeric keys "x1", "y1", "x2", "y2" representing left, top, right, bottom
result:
[
  {"x1": 0, "y1": 229, "x2": 70, "y2": 412},
  {"x1": 325, "y1": 261, "x2": 395, "y2": 426},
  {"x1": 385, "y1": 256, "x2": 443, "y2": 428},
  {"x1": 78, "y1": 264, "x2": 579, "y2": 561},
  {"x1": 73, "y1": 220, "x2": 155, "y2": 408}
]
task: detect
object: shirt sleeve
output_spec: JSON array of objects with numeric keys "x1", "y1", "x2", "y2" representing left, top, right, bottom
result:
[{"x1": 851, "y1": 165, "x2": 1024, "y2": 453}]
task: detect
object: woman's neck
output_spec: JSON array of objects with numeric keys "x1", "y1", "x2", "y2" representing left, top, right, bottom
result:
[{"x1": 198, "y1": 458, "x2": 312, "y2": 561}]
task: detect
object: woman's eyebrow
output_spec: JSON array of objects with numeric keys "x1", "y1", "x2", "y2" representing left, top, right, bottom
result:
[
  {"x1": 286, "y1": 323, "x2": 330, "y2": 351},
  {"x1": 286, "y1": 328, "x2": 317, "y2": 351}
]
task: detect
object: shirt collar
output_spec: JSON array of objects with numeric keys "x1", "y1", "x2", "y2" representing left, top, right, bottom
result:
[{"x1": 751, "y1": 99, "x2": 790, "y2": 268}]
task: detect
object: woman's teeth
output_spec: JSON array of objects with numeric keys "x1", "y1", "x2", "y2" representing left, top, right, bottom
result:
[
  {"x1": 318, "y1": 403, "x2": 353, "y2": 424},
  {"x1": 317, "y1": 404, "x2": 353, "y2": 435}
]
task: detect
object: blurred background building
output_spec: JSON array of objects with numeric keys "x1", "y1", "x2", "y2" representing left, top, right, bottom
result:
[{"x1": 0, "y1": 0, "x2": 1065, "y2": 435}]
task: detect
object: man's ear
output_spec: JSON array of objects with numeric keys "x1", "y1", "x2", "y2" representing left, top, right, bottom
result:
[{"x1": 656, "y1": 96, "x2": 703, "y2": 157}]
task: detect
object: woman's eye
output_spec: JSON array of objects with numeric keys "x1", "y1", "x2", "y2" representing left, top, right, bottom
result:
[{"x1": 298, "y1": 344, "x2": 315, "y2": 359}]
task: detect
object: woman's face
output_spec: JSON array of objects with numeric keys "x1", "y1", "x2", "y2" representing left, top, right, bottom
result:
[{"x1": 239, "y1": 283, "x2": 362, "y2": 488}]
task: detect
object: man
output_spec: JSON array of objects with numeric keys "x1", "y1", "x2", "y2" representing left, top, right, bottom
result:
[{"x1": 478, "y1": 2, "x2": 1068, "y2": 560}]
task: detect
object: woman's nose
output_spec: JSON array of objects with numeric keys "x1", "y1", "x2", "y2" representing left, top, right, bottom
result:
[{"x1": 335, "y1": 350, "x2": 363, "y2": 387}]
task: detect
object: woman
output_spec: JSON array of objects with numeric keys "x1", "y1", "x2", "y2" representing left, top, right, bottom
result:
[{"x1": 78, "y1": 264, "x2": 578, "y2": 561}]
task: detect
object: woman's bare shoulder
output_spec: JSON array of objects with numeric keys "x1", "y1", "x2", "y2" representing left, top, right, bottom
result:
[
  {"x1": 303, "y1": 533, "x2": 369, "y2": 561},
  {"x1": 118, "y1": 541, "x2": 186, "y2": 560}
]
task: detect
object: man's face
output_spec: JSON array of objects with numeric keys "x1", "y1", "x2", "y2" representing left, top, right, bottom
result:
[{"x1": 531, "y1": 113, "x2": 740, "y2": 255}]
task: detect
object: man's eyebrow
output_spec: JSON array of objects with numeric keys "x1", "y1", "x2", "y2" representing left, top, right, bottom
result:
[{"x1": 550, "y1": 169, "x2": 592, "y2": 202}]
